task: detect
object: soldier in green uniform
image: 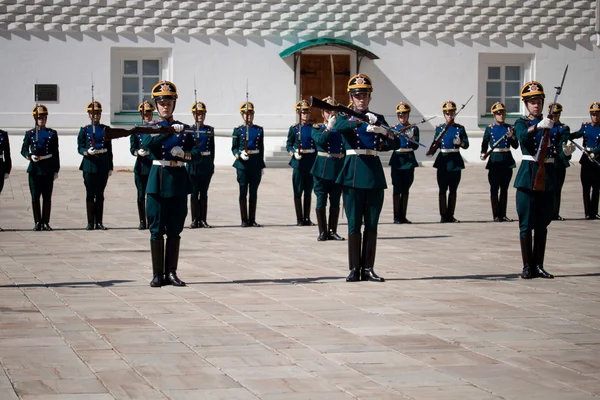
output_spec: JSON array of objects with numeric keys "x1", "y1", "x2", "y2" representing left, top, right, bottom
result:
[
  {"x1": 142, "y1": 80, "x2": 200, "y2": 287},
  {"x1": 569, "y1": 102, "x2": 600, "y2": 219},
  {"x1": 77, "y1": 101, "x2": 113, "y2": 230},
  {"x1": 333, "y1": 74, "x2": 400, "y2": 282},
  {"x1": 287, "y1": 100, "x2": 317, "y2": 226},
  {"x1": 547, "y1": 102, "x2": 572, "y2": 221},
  {"x1": 389, "y1": 102, "x2": 419, "y2": 224},
  {"x1": 187, "y1": 101, "x2": 215, "y2": 229},
  {"x1": 21, "y1": 104, "x2": 60, "y2": 231},
  {"x1": 0, "y1": 128, "x2": 12, "y2": 231},
  {"x1": 429, "y1": 101, "x2": 469, "y2": 223},
  {"x1": 311, "y1": 96, "x2": 345, "y2": 241},
  {"x1": 514, "y1": 81, "x2": 566, "y2": 279},
  {"x1": 232, "y1": 102, "x2": 265, "y2": 227},
  {"x1": 480, "y1": 102, "x2": 518, "y2": 222},
  {"x1": 130, "y1": 100, "x2": 154, "y2": 230}
]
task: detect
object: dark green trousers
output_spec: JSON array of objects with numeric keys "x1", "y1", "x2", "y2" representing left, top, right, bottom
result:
[
  {"x1": 437, "y1": 169, "x2": 461, "y2": 194},
  {"x1": 342, "y1": 186, "x2": 384, "y2": 234},
  {"x1": 292, "y1": 168, "x2": 314, "y2": 198},
  {"x1": 314, "y1": 176, "x2": 341, "y2": 209},
  {"x1": 83, "y1": 172, "x2": 109, "y2": 202},
  {"x1": 28, "y1": 174, "x2": 54, "y2": 201},
  {"x1": 237, "y1": 169, "x2": 262, "y2": 200},
  {"x1": 516, "y1": 188, "x2": 553, "y2": 237},
  {"x1": 147, "y1": 194, "x2": 187, "y2": 241},
  {"x1": 488, "y1": 168, "x2": 512, "y2": 197},
  {"x1": 391, "y1": 169, "x2": 415, "y2": 195},
  {"x1": 190, "y1": 173, "x2": 213, "y2": 200},
  {"x1": 134, "y1": 173, "x2": 149, "y2": 202}
]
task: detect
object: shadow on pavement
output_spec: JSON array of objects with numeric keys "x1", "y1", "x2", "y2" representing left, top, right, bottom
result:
[{"x1": 0, "y1": 280, "x2": 135, "y2": 288}]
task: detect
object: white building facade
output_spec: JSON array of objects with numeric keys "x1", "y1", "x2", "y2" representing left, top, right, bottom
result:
[{"x1": 1, "y1": 0, "x2": 599, "y2": 168}]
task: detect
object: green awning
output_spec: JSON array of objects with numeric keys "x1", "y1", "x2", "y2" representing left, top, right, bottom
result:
[{"x1": 279, "y1": 38, "x2": 379, "y2": 60}]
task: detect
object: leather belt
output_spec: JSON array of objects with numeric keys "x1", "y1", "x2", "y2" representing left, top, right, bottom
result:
[
  {"x1": 346, "y1": 149, "x2": 378, "y2": 156},
  {"x1": 92, "y1": 149, "x2": 108, "y2": 154},
  {"x1": 153, "y1": 160, "x2": 185, "y2": 167},
  {"x1": 39, "y1": 154, "x2": 53, "y2": 160},
  {"x1": 200, "y1": 151, "x2": 211, "y2": 156},
  {"x1": 247, "y1": 150, "x2": 260, "y2": 154},
  {"x1": 299, "y1": 149, "x2": 315, "y2": 154},
  {"x1": 317, "y1": 151, "x2": 343, "y2": 158},
  {"x1": 521, "y1": 155, "x2": 555, "y2": 163},
  {"x1": 395, "y1": 148, "x2": 414, "y2": 153},
  {"x1": 493, "y1": 148, "x2": 511, "y2": 152},
  {"x1": 441, "y1": 149, "x2": 459, "y2": 153}
]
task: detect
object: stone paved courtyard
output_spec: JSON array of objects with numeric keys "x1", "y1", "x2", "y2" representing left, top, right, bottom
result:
[{"x1": 1, "y1": 164, "x2": 599, "y2": 400}]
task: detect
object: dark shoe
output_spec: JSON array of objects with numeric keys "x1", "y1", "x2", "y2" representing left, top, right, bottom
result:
[
  {"x1": 361, "y1": 232, "x2": 383, "y2": 281},
  {"x1": 533, "y1": 230, "x2": 550, "y2": 278},
  {"x1": 361, "y1": 268, "x2": 385, "y2": 282},
  {"x1": 239, "y1": 197, "x2": 248, "y2": 227},
  {"x1": 32, "y1": 200, "x2": 42, "y2": 231},
  {"x1": 494, "y1": 217, "x2": 502, "y2": 222},
  {"x1": 95, "y1": 200, "x2": 106, "y2": 230},
  {"x1": 499, "y1": 189, "x2": 510, "y2": 222},
  {"x1": 165, "y1": 238, "x2": 185, "y2": 286},
  {"x1": 248, "y1": 198, "x2": 261, "y2": 227},
  {"x1": 294, "y1": 197, "x2": 303, "y2": 226},
  {"x1": 189, "y1": 220, "x2": 199, "y2": 229},
  {"x1": 318, "y1": 232, "x2": 328, "y2": 241},
  {"x1": 583, "y1": 192, "x2": 591, "y2": 219},
  {"x1": 199, "y1": 220, "x2": 211, "y2": 228},
  {"x1": 438, "y1": 193, "x2": 448, "y2": 223},
  {"x1": 316, "y1": 208, "x2": 327, "y2": 241},
  {"x1": 520, "y1": 234, "x2": 534, "y2": 279},
  {"x1": 41, "y1": 223, "x2": 53, "y2": 231},
  {"x1": 137, "y1": 199, "x2": 147, "y2": 230},
  {"x1": 95, "y1": 223, "x2": 107, "y2": 230},
  {"x1": 346, "y1": 268, "x2": 360, "y2": 282},
  {"x1": 139, "y1": 220, "x2": 147, "y2": 230},
  {"x1": 447, "y1": 192, "x2": 459, "y2": 223},
  {"x1": 303, "y1": 219, "x2": 315, "y2": 226},
  {"x1": 33, "y1": 222, "x2": 42, "y2": 231},
  {"x1": 86, "y1": 200, "x2": 95, "y2": 230},
  {"x1": 521, "y1": 265, "x2": 535, "y2": 279},
  {"x1": 86, "y1": 223, "x2": 95, "y2": 231},
  {"x1": 189, "y1": 196, "x2": 199, "y2": 229},
  {"x1": 392, "y1": 194, "x2": 401, "y2": 224},
  {"x1": 42, "y1": 200, "x2": 52, "y2": 230},
  {"x1": 150, "y1": 239, "x2": 164, "y2": 287},
  {"x1": 199, "y1": 198, "x2": 212, "y2": 228},
  {"x1": 399, "y1": 193, "x2": 412, "y2": 224},
  {"x1": 328, "y1": 231, "x2": 345, "y2": 240},
  {"x1": 445, "y1": 217, "x2": 459, "y2": 223},
  {"x1": 490, "y1": 195, "x2": 499, "y2": 222},
  {"x1": 303, "y1": 195, "x2": 313, "y2": 226},
  {"x1": 248, "y1": 221, "x2": 261, "y2": 227},
  {"x1": 585, "y1": 214, "x2": 594, "y2": 220},
  {"x1": 536, "y1": 266, "x2": 554, "y2": 279},
  {"x1": 501, "y1": 216, "x2": 513, "y2": 222},
  {"x1": 328, "y1": 208, "x2": 344, "y2": 240}
]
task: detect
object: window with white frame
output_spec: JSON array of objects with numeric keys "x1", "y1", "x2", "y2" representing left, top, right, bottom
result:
[
  {"x1": 486, "y1": 65, "x2": 521, "y2": 114},
  {"x1": 121, "y1": 59, "x2": 161, "y2": 111}
]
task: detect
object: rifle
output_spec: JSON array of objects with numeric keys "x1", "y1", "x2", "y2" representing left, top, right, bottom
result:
[
  {"x1": 33, "y1": 87, "x2": 39, "y2": 158},
  {"x1": 244, "y1": 80, "x2": 249, "y2": 154},
  {"x1": 425, "y1": 94, "x2": 473, "y2": 157},
  {"x1": 568, "y1": 138, "x2": 600, "y2": 167},
  {"x1": 482, "y1": 126, "x2": 515, "y2": 160},
  {"x1": 391, "y1": 116, "x2": 435, "y2": 148},
  {"x1": 309, "y1": 96, "x2": 426, "y2": 147},
  {"x1": 105, "y1": 125, "x2": 190, "y2": 140},
  {"x1": 533, "y1": 65, "x2": 568, "y2": 191},
  {"x1": 91, "y1": 79, "x2": 96, "y2": 149}
]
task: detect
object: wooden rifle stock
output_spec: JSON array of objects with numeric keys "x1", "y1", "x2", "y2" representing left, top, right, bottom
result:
[
  {"x1": 426, "y1": 119, "x2": 453, "y2": 156},
  {"x1": 310, "y1": 96, "x2": 369, "y2": 122},
  {"x1": 533, "y1": 126, "x2": 549, "y2": 191},
  {"x1": 104, "y1": 126, "x2": 177, "y2": 140}
]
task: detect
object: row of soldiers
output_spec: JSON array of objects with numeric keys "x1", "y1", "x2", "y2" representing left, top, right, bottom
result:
[{"x1": 1, "y1": 76, "x2": 600, "y2": 284}]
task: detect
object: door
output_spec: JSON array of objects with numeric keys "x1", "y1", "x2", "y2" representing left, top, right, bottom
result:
[{"x1": 300, "y1": 54, "x2": 350, "y2": 124}]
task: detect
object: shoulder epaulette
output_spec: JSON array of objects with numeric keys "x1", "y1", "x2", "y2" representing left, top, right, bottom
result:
[
  {"x1": 488, "y1": 124, "x2": 494, "y2": 128},
  {"x1": 436, "y1": 124, "x2": 444, "y2": 129},
  {"x1": 254, "y1": 125, "x2": 264, "y2": 130}
]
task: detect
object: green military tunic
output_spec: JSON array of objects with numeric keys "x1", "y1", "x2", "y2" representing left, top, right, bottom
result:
[
  {"x1": 389, "y1": 124, "x2": 420, "y2": 195},
  {"x1": 21, "y1": 127, "x2": 60, "y2": 200},
  {"x1": 77, "y1": 123, "x2": 113, "y2": 201},
  {"x1": 286, "y1": 123, "x2": 317, "y2": 199},
  {"x1": 130, "y1": 133, "x2": 152, "y2": 201},
  {"x1": 232, "y1": 124, "x2": 265, "y2": 200},
  {"x1": 552, "y1": 123, "x2": 571, "y2": 218},
  {"x1": 311, "y1": 123, "x2": 345, "y2": 209}
]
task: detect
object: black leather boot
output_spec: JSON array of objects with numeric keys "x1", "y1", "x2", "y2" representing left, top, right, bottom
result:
[
  {"x1": 361, "y1": 232, "x2": 384, "y2": 282},
  {"x1": 239, "y1": 197, "x2": 249, "y2": 227},
  {"x1": 591, "y1": 189, "x2": 600, "y2": 219},
  {"x1": 165, "y1": 237, "x2": 185, "y2": 286},
  {"x1": 499, "y1": 190, "x2": 512, "y2": 222},
  {"x1": 95, "y1": 199, "x2": 107, "y2": 230},
  {"x1": 446, "y1": 192, "x2": 459, "y2": 223},
  {"x1": 553, "y1": 192, "x2": 564, "y2": 221},
  {"x1": 303, "y1": 195, "x2": 314, "y2": 226},
  {"x1": 392, "y1": 194, "x2": 401, "y2": 224},
  {"x1": 583, "y1": 191, "x2": 592, "y2": 219},
  {"x1": 41, "y1": 200, "x2": 53, "y2": 231},
  {"x1": 533, "y1": 231, "x2": 553, "y2": 279},
  {"x1": 199, "y1": 197, "x2": 212, "y2": 228},
  {"x1": 32, "y1": 200, "x2": 42, "y2": 231},
  {"x1": 294, "y1": 197, "x2": 303, "y2": 226},
  {"x1": 346, "y1": 233, "x2": 361, "y2": 282},
  {"x1": 316, "y1": 208, "x2": 327, "y2": 241},
  {"x1": 399, "y1": 193, "x2": 412, "y2": 224},
  {"x1": 150, "y1": 239, "x2": 164, "y2": 287},
  {"x1": 86, "y1": 200, "x2": 95, "y2": 230},
  {"x1": 189, "y1": 196, "x2": 199, "y2": 229},
  {"x1": 248, "y1": 198, "x2": 261, "y2": 227},
  {"x1": 328, "y1": 208, "x2": 345, "y2": 240},
  {"x1": 520, "y1": 233, "x2": 534, "y2": 279},
  {"x1": 438, "y1": 193, "x2": 448, "y2": 223},
  {"x1": 137, "y1": 199, "x2": 147, "y2": 230},
  {"x1": 491, "y1": 195, "x2": 500, "y2": 222}
]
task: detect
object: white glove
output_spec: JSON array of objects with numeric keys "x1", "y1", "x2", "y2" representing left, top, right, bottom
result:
[
  {"x1": 562, "y1": 142, "x2": 576, "y2": 156},
  {"x1": 293, "y1": 151, "x2": 302, "y2": 160},
  {"x1": 453, "y1": 135, "x2": 461, "y2": 146},
  {"x1": 406, "y1": 127, "x2": 414, "y2": 139},
  {"x1": 3, "y1": 173, "x2": 8, "y2": 180},
  {"x1": 108, "y1": 170, "x2": 113, "y2": 177},
  {"x1": 366, "y1": 124, "x2": 387, "y2": 135},
  {"x1": 365, "y1": 112, "x2": 378, "y2": 124},
  {"x1": 87, "y1": 147, "x2": 97, "y2": 155},
  {"x1": 137, "y1": 149, "x2": 147, "y2": 157},
  {"x1": 170, "y1": 146, "x2": 185, "y2": 158},
  {"x1": 326, "y1": 115, "x2": 336, "y2": 130},
  {"x1": 240, "y1": 150, "x2": 249, "y2": 161},
  {"x1": 172, "y1": 124, "x2": 184, "y2": 133},
  {"x1": 30, "y1": 155, "x2": 40, "y2": 162},
  {"x1": 53, "y1": 173, "x2": 58, "y2": 181},
  {"x1": 480, "y1": 153, "x2": 486, "y2": 161},
  {"x1": 536, "y1": 118, "x2": 554, "y2": 130}
]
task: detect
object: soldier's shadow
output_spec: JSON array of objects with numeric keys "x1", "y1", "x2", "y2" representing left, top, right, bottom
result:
[
  {"x1": 187, "y1": 276, "x2": 341, "y2": 285},
  {"x1": 0, "y1": 280, "x2": 135, "y2": 288}
]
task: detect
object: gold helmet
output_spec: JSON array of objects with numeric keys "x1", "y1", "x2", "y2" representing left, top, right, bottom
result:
[
  {"x1": 151, "y1": 80, "x2": 178, "y2": 101},
  {"x1": 395, "y1": 102, "x2": 411, "y2": 114},
  {"x1": 490, "y1": 102, "x2": 506, "y2": 114},
  {"x1": 548, "y1": 102, "x2": 562, "y2": 114},
  {"x1": 322, "y1": 96, "x2": 338, "y2": 106},
  {"x1": 138, "y1": 100, "x2": 154, "y2": 112},
  {"x1": 191, "y1": 101, "x2": 207, "y2": 113},
  {"x1": 589, "y1": 102, "x2": 600, "y2": 113},
  {"x1": 86, "y1": 101, "x2": 102, "y2": 112},
  {"x1": 442, "y1": 100, "x2": 457, "y2": 112},
  {"x1": 347, "y1": 73, "x2": 373, "y2": 94},
  {"x1": 295, "y1": 99, "x2": 310, "y2": 112},
  {"x1": 520, "y1": 81, "x2": 545, "y2": 101},
  {"x1": 239, "y1": 101, "x2": 254, "y2": 113},
  {"x1": 31, "y1": 104, "x2": 48, "y2": 116}
]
